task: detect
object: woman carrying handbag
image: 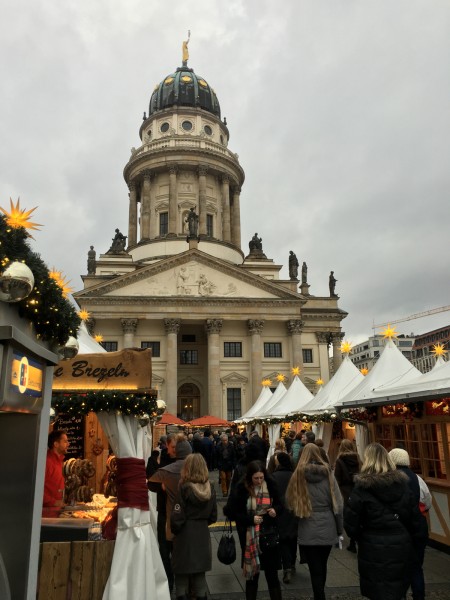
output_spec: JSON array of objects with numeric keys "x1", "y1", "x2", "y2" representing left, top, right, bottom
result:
[{"x1": 224, "y1": 460, "x2": 283, "y2": 600}]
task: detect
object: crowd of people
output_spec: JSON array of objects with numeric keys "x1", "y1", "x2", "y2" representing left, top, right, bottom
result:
[{"x1": 146, "y1": 427, "x2": 431, "y2": 600}]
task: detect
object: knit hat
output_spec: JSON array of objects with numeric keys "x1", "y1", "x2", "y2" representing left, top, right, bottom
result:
[
  {"x1": 176, "y1": 440, "x2": 193, "y2": 460},
  {"x1": 275, "y1": 452, "x2": 292, "y2": 470},
  {"x1": 389, "y1": 448, "x2": 410, "y2": 467}
]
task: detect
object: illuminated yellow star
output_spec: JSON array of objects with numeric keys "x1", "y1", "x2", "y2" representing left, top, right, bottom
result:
[
  {"x1": 432, "y1": 343, "x2": 447, "y2": 357},
  {"x1": 0, "y1": 198, "x2": 42, "y2": 237},
  {"x1": 291, "y1": 366, "x2": 301, "y2": 376},
  {"x1": 94, "y1": 334, "x2": 104, "y2": 343},
  {"x1": 276, "y1": 373, "x2": 286, "y2": 382},
  {"x1": 381, "y1": 324, "x2": 398, "y2": 339},
  {"x1": 360, "y1": 367, "x2": 369, "y2": 376},
  {"x1": 49, "y1": 268, "x2": 73, "y2": 298},
  {"x1": 262, "y1": 378, "x2": 272, "y2": 387},
  {"x1": 316, "y1": 378, "x2": 324, "y2": 386},
  {"x1": 78, "y1": 309, "x2": 91, "y2": 321},
  {"x1": 340, "y1": 340, "x2": 352, "y2": 354}
]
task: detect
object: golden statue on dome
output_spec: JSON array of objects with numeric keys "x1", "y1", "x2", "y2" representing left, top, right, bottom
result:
[{"x1": 182, "y1": 30, "x2": 191, "y2": 66}]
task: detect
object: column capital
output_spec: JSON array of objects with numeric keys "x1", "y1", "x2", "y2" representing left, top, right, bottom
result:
[
  {"x1": 198, "y1": 164, "x2": 209, "y2": 177},
  {"x1": 128, "y1": 181, "x2": 137, "y2": 193},
  {"x1": 286, "y1": 319, "x2": 304, "y2": 335},
  {"x1": 247, "y1": 319, "x2": 264, "y2": 335},
  {"x1": 221, "y1": 174, "x2": 230, "y2": 184},
  {"x1": 332, "y1": 331, "x2": 345, "y2": 343},
  {"x1": 86, "y1": 317, "x2": 95, "y2": 336},
  {"x1": 315, "y1": 331, "x2": 331, "y2": 344},
  {"x1": 232, "y1": 185, "x2": 241, "y2": 195},
  {"x1": 164, "y1": 318, "x2": 181, "y2": 334},
  {"x1": 168, "y1": 164, "x2": 178, "y2": 175},
  {"x1": 142, "y1": 169, "x2": 152, "y2": 181},
  {"x1": 205, "y1": 318, "x2": 223, "y2": 334},
  {"x1": 121, "y1": 318, "x2": 138, "y2": 334}
]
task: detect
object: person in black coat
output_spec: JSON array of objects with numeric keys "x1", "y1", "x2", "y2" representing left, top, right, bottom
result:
[
  {"x1": 271, "y1": 452, "x2": 298, "y2": 584},
  {"x1": 389, "y1": 448, "x2": 431, "y2": 600},
  {"x1": 224, "y1": 460, "x2": 283, "y2": 600},
  {"x1": 334, "y1": 439, "x2": 360, "y2": 552},
  {"x1": 248, "y1": 430, "x2": 269, "y2": 461},
  {"x1": 215, "y1": 433, "x2": 236, "y2": 496},
  {"x1": 344, "y1": 443, "x2": 423, "y2": 600}
]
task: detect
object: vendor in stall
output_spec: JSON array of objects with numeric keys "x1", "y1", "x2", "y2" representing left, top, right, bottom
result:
[{"x1": 43, "y1": 429, "x2": 69, "y2": 516}]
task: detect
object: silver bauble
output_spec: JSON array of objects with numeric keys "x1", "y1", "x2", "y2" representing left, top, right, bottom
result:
[
  {"x1": 138, "y1": 413, "x2": 150, "y2": 427},
  {"x1": 57, "y1": 336, "x2": 79, "y2": 360},
  {"x1": 0, "y1": 261, "x2": 34, "y2": 302},
  {"x1": 156, "y1": 399, "x2": 166, "y2": 414}
]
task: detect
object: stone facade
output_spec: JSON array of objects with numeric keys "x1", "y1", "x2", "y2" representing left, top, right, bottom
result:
[{"x1": 74, "y1": 60, "x2": 347, "y2": 420}]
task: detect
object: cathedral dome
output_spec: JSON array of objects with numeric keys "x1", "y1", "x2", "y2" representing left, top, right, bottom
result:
[{"x1": 149, "y1": 67, "x2": 221, "y2": 118}]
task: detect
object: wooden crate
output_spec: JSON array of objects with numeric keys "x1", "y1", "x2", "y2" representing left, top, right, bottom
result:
[{"x1": 37, "y1": 541, "x2": 114, "y2": 600}]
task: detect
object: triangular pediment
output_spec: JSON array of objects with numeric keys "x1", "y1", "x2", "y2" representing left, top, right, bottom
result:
[
  {"x1": 221, "y1": 372, "x2": 248, "y2": 384},
  {"x1": 74, "y1": 249, "x2": 304, "y2": 302}
]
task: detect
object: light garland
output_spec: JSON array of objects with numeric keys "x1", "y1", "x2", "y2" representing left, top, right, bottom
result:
[{"x1": 52, "y1": 390, "x2": 159, "y2": 417}]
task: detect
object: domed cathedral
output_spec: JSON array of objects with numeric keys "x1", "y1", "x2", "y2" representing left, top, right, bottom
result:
[{"x1": 73, "y1": 41, "x2": 347, "y2": 421}]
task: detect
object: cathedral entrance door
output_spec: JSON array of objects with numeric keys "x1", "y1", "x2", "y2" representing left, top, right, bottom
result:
[{"x1": 177, "y1": 383, "x2": 200, "y2": 422}]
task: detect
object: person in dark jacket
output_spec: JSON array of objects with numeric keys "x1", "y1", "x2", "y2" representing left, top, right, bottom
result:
[
  {"x1": 200, "y1": 428, "x2": 214, "y2": 470},
  {"x1": 389, "y1": 447, "x2": 431, "y2": 600},
  {"x1": 344, "y1": 443, "x2": 424, "y2": 600},
  {"x1": 286, "y1": 444, "x2": 343, "y2": 600},
  {"x1": 248, "y1": 430, "x2": 269, "y2": 461},
  {"x1": 171, "y1": 453, "x2": 217, "y2": 600},
  {"x1": 224, "y1": 460, "x2": 283, "y2": 600},
  {"x1": 228, "y1": 442, "x2": 261, "y2": 495},
  {"x1": 215, "y1": 433, "x2": 236, "y2": 496},
  {"x1": 271, "y1": 452, "x2": 298, "y2": 584},
  {"x1": 334, "y1": 439, "x2": 360, "y2": 552}
]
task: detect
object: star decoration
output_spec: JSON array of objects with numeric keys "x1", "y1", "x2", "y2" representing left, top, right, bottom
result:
[
  {"x1": 432, "y1": 343, "x2": 447, "y2": 357},
  {"x1": 0, "y1": 198, "x2": 42, "y2": 237},
  {"x1": 291, "y1": 366, "x2": 301, "y2": 376},
  {"x1": 262, "y1": 378, "x2": 272, "y2": 387},
  {"x1": 78, "y1": 309, "x2": 91, "y2": 321},
  {"x1": 316, "y1": 378, "x2": 324, "y2": 386},
  {"x1": 381, "y1": 324, "x2": 398, "y2": 339},
  {"x1": 94, "y1": 334, "x2": 104, "y2": 343},
  {"x1": 49, "y1": 268, "x2": 73, "y2": 298},
  {"x1": 340, "y1": 340, "x2": 353, "y2": 354},
  {"x1": 276, "y1": 373, "x2": 286, "y2": 382},
  {"x1": 360, "y1": 367, "x2": 369, "y2": 376}
]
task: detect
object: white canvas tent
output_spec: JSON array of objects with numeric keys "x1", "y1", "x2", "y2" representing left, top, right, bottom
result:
[{"x1": 235, "y1": 385, "x2": 273, "y2": 423}]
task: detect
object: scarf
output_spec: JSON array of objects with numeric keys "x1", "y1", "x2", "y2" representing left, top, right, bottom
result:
[{"x1": 242, "y1": 480, "x2": 272, "y2": 580}]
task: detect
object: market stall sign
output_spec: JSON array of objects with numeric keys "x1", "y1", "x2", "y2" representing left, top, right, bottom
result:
[
  {"x1": 11, "y1": 352, "x2": 43, "y2": 397},
  {"x1": 52, "y1": 348, "x2": 152, "y2": 391}
]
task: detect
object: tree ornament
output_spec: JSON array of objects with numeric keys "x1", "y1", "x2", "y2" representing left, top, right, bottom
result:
[
  {"x1": 56, "y1": 335, "x2": 79, "y2": 360},
  {"x1": 0, "y1": 261, "x2": 34, "y2": 302},
  {"x1": 138, "y1": 413, "x2": 150, "y2": 427},
  {"x1": 156, "y1": 399, "x2": 166, "y2": 412}
]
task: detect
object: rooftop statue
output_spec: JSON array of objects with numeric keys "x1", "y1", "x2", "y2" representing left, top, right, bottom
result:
[
  {"x1": 186, "y1": 207, "x2": 199, "y2": 239},
  {"x1": 182, "y1": 30, "x2": 190, "y2": 66},
  {"x1": 329, "y1": 270, "x2": 338, "y2": 297},
  {"x1": 288, "y1": 251, "x2": 299, "y2": 280},
  {"x1": 107, "y1": 228, "x2": 128, "y2": 254}
]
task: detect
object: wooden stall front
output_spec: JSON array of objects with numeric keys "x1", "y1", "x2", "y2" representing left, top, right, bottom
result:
[{"x1": 368, "y1": 398, "x2": 450, "y2": 549}]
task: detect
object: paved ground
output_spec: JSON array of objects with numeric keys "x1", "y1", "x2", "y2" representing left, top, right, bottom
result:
[{"x1": 204, "y1": 471, "x2": 450, "y2": 599}]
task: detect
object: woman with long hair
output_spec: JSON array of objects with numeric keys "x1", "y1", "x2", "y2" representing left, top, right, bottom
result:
[
  {"x1": 224, "y1": 460, "x2": 283, "y2": 600},
  {"x1": 170, "y1": 453, "x2": 217, "y2": 600},
  {"x1": 286, "y1": 443, "x2": 343, "y2": 600},
  {"x1": 344, "y1": 443, "x2": 423, "y2": 600},
  {"x1": 334, "y1": 439, "x2": 360, "y2": 552},
  {"x1": 267, "y1": 438, "x2": 287, "y2": 474}
]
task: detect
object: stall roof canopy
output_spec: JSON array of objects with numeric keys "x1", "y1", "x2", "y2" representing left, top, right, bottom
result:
[
  {"x1": 248, "y1": 380, "x2": 287, "y2": 421},
  {"x1": 265, "y1": 375, "x2": 313, "y2": 418},
  {"x1": 77, "y1": 321, "x2": 106, "y2": 354},
  {"x1": 235, "y1": 385, "x2": 273, "y2": 423},
  {"x1": 159, "y1": 412, "x2": 186, "y2": 425},
  {"x1": 303, "y1": 356, "x2": 364, "y2": 414},
  {"x1": 188, "y1": 415, "x2": 231, "y2": 427},
  {"x1": 336, "y1": 339, "x2": 422, "y2": 408}
]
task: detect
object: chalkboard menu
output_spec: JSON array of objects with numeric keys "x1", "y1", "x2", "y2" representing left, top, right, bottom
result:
[{"x1": 54, "y1": 414, "x2": 84, "y2": 459}]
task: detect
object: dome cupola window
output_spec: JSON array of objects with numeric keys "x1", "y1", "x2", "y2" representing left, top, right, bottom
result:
[
  {"x1": 160, "y1": 122, "x2": 170, "y2": 133},
  {"x1": 204, "y1": 125, "x2": 213, "y2": 136},
  {"x1": 181, "y1": 120, "x2": 193, "y2": 132}
]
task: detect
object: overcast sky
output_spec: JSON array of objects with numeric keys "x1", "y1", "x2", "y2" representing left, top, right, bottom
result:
[{"x1": 1, "y1": 1, "x2": 449, "y2": 344}]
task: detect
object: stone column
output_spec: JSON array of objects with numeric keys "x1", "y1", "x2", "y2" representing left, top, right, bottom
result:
[
  {"x1": 315, "y1": 331, "x2": 331, "y2": 383},
  {"x1": 164, "y1": 318, "x2": 181, "y2": 414},
  {"x1": 222, "y1": 175, "x2": 231, "y2": 242},
  {"x1": 248, "y1": 319, "x2": 264, "y2": 404},
  {"x1": 127, "y1": 182, "x2": 138, "y2": 247},
  {"x1": 231, "y1": 186, "x2": 241, "y2": 248},
  {"x1": 121, "y1": 318, "x2": 138, "y2": 349},
  {"x1": 168, "y1": 165, "x2": 178, "y2": 236},
  {"x1": 332, "y1": 332, "x2": 345, "y2": 373},
  {"x1": 141, "y1": 171, "x2": 151, "y2": 239},
  {"x1": 287, "y1": 319, "x2": 304, "y2": 373},
  {"x1": 198, "y1": 165, "x2": 208, "y2": 237},
  {"x1": 206, "y1": 319, "x2": 223, "y2": 417}
]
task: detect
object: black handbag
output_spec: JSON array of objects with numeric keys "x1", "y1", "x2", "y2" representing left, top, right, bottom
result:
[
  {"x1": 217, "y1": 518, "x2": 236, "y2": 565},
  {"x1": 259, "y1": 522, "x2": 280, "y2": 552}
]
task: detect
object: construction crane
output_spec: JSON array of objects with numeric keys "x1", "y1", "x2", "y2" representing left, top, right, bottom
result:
[{"x1": 372, "y1": 305, "x2": 450, "y2": 330}]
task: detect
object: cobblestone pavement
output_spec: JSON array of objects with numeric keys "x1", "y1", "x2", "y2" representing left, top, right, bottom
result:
[{"x1": 204, "y1": 470, "x2": 450, "y2": 599}]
